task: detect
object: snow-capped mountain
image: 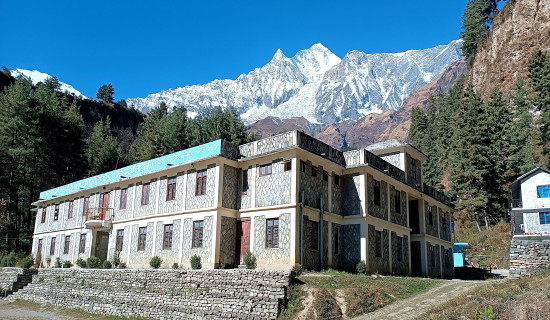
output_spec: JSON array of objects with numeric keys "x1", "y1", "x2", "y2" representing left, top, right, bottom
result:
[
  {"x1": 10, "y1": 69, "x2": 87, "y2": 99},
  {"x1": 127, "y1": 40, "x2": 463, "y2": 124}
]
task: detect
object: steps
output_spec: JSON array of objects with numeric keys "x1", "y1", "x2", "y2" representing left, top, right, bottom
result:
[{"x1": 0, "y1": 268, "x2": 37, "y2": 297}]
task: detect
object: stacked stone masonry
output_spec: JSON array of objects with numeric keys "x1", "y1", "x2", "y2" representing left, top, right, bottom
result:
[{"x1": 509, "y1": 236, "x2": 550, "y2": 278}]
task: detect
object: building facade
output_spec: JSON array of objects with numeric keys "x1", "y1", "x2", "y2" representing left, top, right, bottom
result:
[{"x1": 32, "y1": 131, "x2": 454, "y2": 278}]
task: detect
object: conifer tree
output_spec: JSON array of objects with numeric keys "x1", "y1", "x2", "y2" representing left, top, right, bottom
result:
[
  {"x1": 409, "y1": 106, "x2": 427, "y2": 148},
  {"x1": 85, "y1": 117, "x2": 122, "y2": 176},
  {"x1": 508, "y1": 76, "x2": 535, "y2": 175},
  {"x1": 96, "y1": 84, "x2": 115, "y2": 104},
  {"x1": 460, "y1": 0, "x2": 493, "y2": 57},
  {"x1": 528, "y1": 50, "x2": 550, "y2": 165}
]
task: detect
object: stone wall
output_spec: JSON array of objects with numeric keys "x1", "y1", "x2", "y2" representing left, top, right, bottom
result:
[
  {"x1": 186, "y1": 166, "x2": 216, "y2": 210},
  {"x1": 300, "y1": 161, "x2": 329, "y2": 210},
  {"x1": 441, "y1": 246, "x2": 454, "y2": 279},
  {"x1": 332, "y1": 174, "x2": 343, "y2": 215},
  {"x1": 391, "y1": 232, "x2": 409, "y2": 276},
  {"x1": 427, "y1": 242, "x2": 441, "y2": 278},
  {"x1": 256, "y1": 160, "x2": 292, "y2": 207},
  {"x1": 367, "y1": 174, "x2": 388, "y2": 220},
  {"x1": 254, "y1": 214, "x2": 291, "y2": 266},
  {"x1": 341, "y1": 224, "x2": 360, "y2": 271},
  {"x1": 342, "y1": 174, "x2": 362, "y2": 216},
  {"x1": 367, "y1": 224, "x2": 390, "y2": 274},
  {"x1": 390, "y1": 185, "x2": 407, "y2": 227},
  {"x1": 405, "y1": 153, "x2": 422, "y2": 188},
  {"x1": 222, "y1": 165, "x2": 239, "y2": 210},
  {"x1": 10, "y1": 269, "x2": 293, "y2": 320},
  {"x1": 0, "y1": 268, "x2": 37, "y2": 296},
  {"x1": 219, "y1": 216, "x2": 237, "y2": 266},
  {"x1": 510, "y1": 236, "x2": 550, "y2": 278},
  {"x1": 424, "y1": 202, "x2": 439, "y2": 238}
]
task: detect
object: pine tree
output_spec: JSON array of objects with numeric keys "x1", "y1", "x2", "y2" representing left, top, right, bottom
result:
[
  {"x1": 44, "y1": 76, "x2": 61, "y2": 92},
  {"x1": 528, "y1": 50, "x2": 550, "y2": 165},
  {"x1": 409, "y1": 106, "x2": 427, "y2": 147},
  {"x1": 85, "y1": 117, "x2": 121, "y2": 176},
  {"x1": 96, "y1": 84, "x2": 115, "y2": 104},
  {"x1": 460, "y1": 0, "x2": 493, "y2": 57}
]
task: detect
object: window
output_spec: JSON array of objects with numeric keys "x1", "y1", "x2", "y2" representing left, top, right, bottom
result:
[
  {"x1": 396, "y1": 236, "x2": 403, "y2": 262},
  {"x1": 37, "y1": 239, "x2": 43, "y2": 255},
  {"x1": 64, "y1": 236, "x2": 70, "y2": 255},
  {"x1": 537, "y1": 185, "x2": 550, "y2": 198},
  {"x1": 312, "y1": 166, "x2": 317, "y2": 178},
  {"x1": 334, "y1": 175, "x2": 340, "y2": 186},
  {"x1": 67, "y1": 201, "x2": 74, "y2": 219},
  {"x1": 394, "y1": 190, "x2": 401, "y2": 214},
  {"x1": 79, "y1": 234, "x2": 86, "y2": 254},
  {"x1": 120, "y1": 188, "x2": 128, "y2": 209},
  {"x1": 411, "y1": 158, "x2": 418, "y2": 180},
  {"x1": 300, "y1": 161, "x2": 306, "y2": 173},
  {"x1": 163, "y1": 224, "x2": 173, "y2": 250},
  {"x1": 430, "y1": 246, "x2": 435, "y2": 267},
  {"x1": 260, "y1": 164, "x2": 272, "y2": 176},
  {"x1": 41, "y1": 208, "x2": 46, "y2": 224},
  {"x1": 83, "y1": 197, "x2": 90, "y2": 216},
  {"x1": 116, "y1": 229, "x2": 124, "y2": 251},
  {"x1": 242, "y1": 170, "x2": 249, "y2": 195},
  {"x1": 138, "y1": 227, "x2": 147, "y2": 251},
  {"x1": 192, "y1": 221, "x2": 204, "y2": 248},
  {"x1": 322, "y1": 171, "x2": 328, "y2": 182},
  {"x1": 141, "y1": 183, "x2": 151, "y2": 205},
  {"x1": 50, "y1": 237, "x2": 56, "y2": 256},
  {"x1": 195, "y1": 170, "x2": 207, "y2": 196},
  {"x1": 284, "y1": 160, "x2": 292, "y2": 171},
  {"x1": 374, "y1": 180, "x2": 381, "y2": 206},
  {"x1": 266, "y1": 218, "x2": 279, "y2": 248},
  {"x1": 540, "y1": 212, "x2": 550, "y2": 224},
  {"x1": 375, "y1": 230, "x2": 382, "y2": 258},
  {"x1": 308, "y1": 220, "x2": 319, "y2": 250},
  {"x1": 166, "y1": 177, "x2": 177, "y2": 201},
  {"x1": 53, "y1": 205, "x2": 59, "y2": 221},
  {"x1": 333, "y1": 227, "x2": 339, "y2": 255},
  {"x1": 428, "y1": 206, "x2": 434, "y2": 226},
  {"x1": 445, "y1": 250, "x2": 450, "y2": 269}
]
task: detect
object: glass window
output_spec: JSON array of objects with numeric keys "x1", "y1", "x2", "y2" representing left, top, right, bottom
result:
[
  {"x1": 83, "y1": 197, "x2": 90, "y2": 216},
  {"x1": 308, "y1": 220, "x2": 319, "y2": 250},
  {"x1": 374, "y1": 180, "x2": 381, "y2": 206},
  {"x1": 141, "y1": 183, "x2": 151, "y2": 205},
  {"x1": 300, "y1": 161, "x2": 306, "y2": 173},
  {"x1": 79, "y1": 234, "x2": 86, "y2": 253},
  {"x1": 333, "y1": 227, "x2": 339, "y2": 255},
  {"x1": 116, "y1": 229, "x2": 124, "y2": 251},
  {"x1": 193, "y1": 221, "x2": 204, "y2": 248},
  {"x1": 394, "y1": 189, "x2": 401, "y2": 214},
  {"x1": 163, "y1": 224, "x2": 173, "y2": 250},
  {"x1": 260, "y1": 164, "x2": 272, "y2": 177},
  {"x1": 166, "y1": 177, "x2": 177, "y2": 201},
  {"x1": 540, "y1": 212, "x2": 550, "y2": 224},
  {"x1": 375, "y1": 230, "x2": 382, "y2": 258},
  {"x1": 284, "y1": 160, "x2": 292, "y2": 171},
  {"x1": 396, "y1": 236, "x2": 403, "y2": 262},
  {"x1": 242, "y1": 170, "x2": 249, "y2": 195},
  {"x1": 50, "y1": 237, "x2": 56, "y2": 256},
  {"x1": 41, "y1": 208, "x2": 46, "y2": 224},
  {"x1": 266, "y1": 218, "x2": 279, "y2": 248},
  {"x1": 537, "y1": 185, "x2": 550, "y2": 198},
  {"x1": 120, "y1": 188, "x2": 128, "y2": 209},
  {"x1": 68, "y1": 201, "x2": 74, "y2": 219},
  {"x1": 138, "y1": 227, "x2": 147, "y2": 251},
  {"x1": 53, "y1": 205, "x2": 59, "y2": 221},
  {"x1": 64, "y1": 236, "x2": 70, "y2": 255},
  {"x1": 195, "y1": 170, "x2": 207, "y2": 195}
]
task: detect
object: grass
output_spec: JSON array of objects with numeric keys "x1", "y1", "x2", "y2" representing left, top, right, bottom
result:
[
  {"x1": 419, "y1": 272, "x2": 550, "y2": 320},
  {"x1": 279, "y1": 282, "x2": 307, "y2": 320}
]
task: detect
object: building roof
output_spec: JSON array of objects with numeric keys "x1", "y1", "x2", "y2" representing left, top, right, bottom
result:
[
  {"x1": 512, "y1": 167, "x2": 550, "y2": 185},
  {"x1": 366, "y1": 139, "x2": 428, "y2": 160}
]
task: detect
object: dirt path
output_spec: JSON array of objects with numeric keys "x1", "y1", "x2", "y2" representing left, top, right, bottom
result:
[
  {"x1": 0, "y1": 299, "x2": 107, "y2": 320},
  {"x1": 351, "y1": 280, "x2": 485, "y2": 320}
]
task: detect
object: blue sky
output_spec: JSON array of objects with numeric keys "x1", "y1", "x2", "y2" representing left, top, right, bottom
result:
[{"x1": 2, "y1": 0, "x2": 468, "y2": 100}]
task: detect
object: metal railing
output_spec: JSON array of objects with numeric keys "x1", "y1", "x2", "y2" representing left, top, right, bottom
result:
[
  {"x1": 510, "y1": 199, "x2": 522, "y2": 209},
  {"x1": 84, "y1": 207, "x2": 114, "y2": 221}
]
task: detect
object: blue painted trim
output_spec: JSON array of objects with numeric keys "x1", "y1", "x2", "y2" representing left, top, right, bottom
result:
[{"x1": 39, "y1": 140, "x2": 222, "y2": 200}]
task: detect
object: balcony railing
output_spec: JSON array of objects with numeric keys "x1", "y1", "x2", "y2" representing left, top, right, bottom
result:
[
  {"x1": 85, "y1": 207, "x2": 114, "y2": 222},
  {"x1": 510, "y1": 199, "x2": 522, "y2": 209}
]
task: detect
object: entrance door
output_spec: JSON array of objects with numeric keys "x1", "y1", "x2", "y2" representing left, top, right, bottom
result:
[
  {"x1": 99, "y1": 193, "x2": 110, "y2": 219},
  {"x1": 411, "y1": 241, "x2": 422, "y2": 277},
  {"x1": 94, "y1": 231, "x2": 109, "y2": 261},
  {"x1": 409, "y1": 200, "x2": 419, "y2": 233},
  {"x1": 236, "y1": 219, "x2": 251, "y2": 265}
]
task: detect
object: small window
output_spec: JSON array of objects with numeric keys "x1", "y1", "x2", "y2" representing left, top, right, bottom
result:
[
  {"x1": 192, "y1": 221, "x2": 204, "y2": 248},
  {"x1": 374, "y1": 180, "x2": 381, "y2": 206},
  {"x1": 138, "y1": 227, "x2": 147, "y2": 251},
  {"x1": 166, "y1": 177, "x2": 177, "y2": 201},
  {"x1": 540, "y1": 212, "x2": 550, "y2": 224},
  {"x1": 322, "y1": 171, "x2": 328, "y2": 182},
  {"x1": 284, "y1": 160, "x2": 292, "y2": 171},
  {"x1": 79, "y1": 234, "x2": 86, "y2": 254},
  {"x1": 300, "y1": 161, "x2": 306, "y2": 173},
  {"x1": 308, "y1": 220, "x2": 319, "y2": 250},
  {"x1": 266, "y1": 218, "x2": 279, "y2": 248},
  {"x1": 163, "y1": 224, "x2": 173, "y2": 250},
  {"x1": 394, "y1": 190, "x2": 401, "y2": 214},
  {"x1": 312, "y1": 166, "x2": 317, "y2": 178},
  {"x1": 333, "y1": 227, "x2": 339, "y2": 255},
  {"x1": 396, "y1": 236, "x2": 403, "y2": 262},
  {"x1": 195, "y1": 170, "x2": 207, "y2": 196},
  {"x1": 375, "y1": 230, "x2": 382, "y2": 258},
  {"x1": 445, "y1": 249, "x2": 450, "y2": 269},
  {"x1": 334, "y1": 175, "x2": 340, "y2": 186},
  {"x1": 37, "y1": 239, "x2": 43, "y2": 255},
  {"x1": 141, "y1": 183, "x2": 151, "y2": 205},
  {"x1": 50, "y1": 237, "x2": 56, "y2": 256},
  {"x1": 537, "y1": 185, "x2": 550, "y2": 198},
  {"x1": 428, "y1": 206, "x2": 434, "y2": 226},
  {"x1": 260, "y1": 164, "x2": 272, "y2": 177},
  {"x1": 411, "y1": 158, "x2": 418, "y2": 180},
  {"x1": 120, "y1": 188, "x2": 128, "y2": 209},
  {"x1": 41, "y1": 208, "x2": 46, "y2": 224},
  {"x1": 242, "y1": 170, "x2": 249, "y2": 195},
  {"x1": 83, "y1": 197, "x2": 90, "y2": 216},
  {"x1": 53, "y1": 205, "x2": 59, "y2": 221},
  {"x1": 63, "y1": 236, "x2": 70, "y2": 255},
  {"x1": 116, "y1": 229, "x2": 124, "y2": 251},
  {"x1": 430, "y1": 246, "x2": 435, "y2": 267},
  {"x1": 67, "y1": 201, "x2": 74, "y2": 219}
]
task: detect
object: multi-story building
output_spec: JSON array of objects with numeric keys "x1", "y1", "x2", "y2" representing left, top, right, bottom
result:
[{"x1": 31, "y1": 131, "x2": 454, "y2": 278}]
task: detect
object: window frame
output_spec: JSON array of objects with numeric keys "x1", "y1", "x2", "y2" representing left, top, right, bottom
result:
[
  {"x1": 241, "y1": 169, "x2": 249, "y2": 195},
  {"x1": 53, "y1": 204, "x2": 59, "y2": 221},
  {"x1": 82, "y1": 197, "x2": 90, "y2": 216},
  {"x1": 430, "y1": 246, "x2": 436, "y2": 267},
  {"x1": 259, "y1": 163, "x2": 272, "y2": 177},
  {"x1": 50, "y1": 237, "x2": 56, "y2": 256},
  {"x1": 375, "y1": 230, "x2": 382, "y2": 258},
  {"x1": 284, "y1": 160, "x2": 292, "y2": 172},
  {"x1": 41, "y1": 208, "x2": 46, "y2": 224},
  {"x1": 79, "y1": 234, "x2": 86, "y2": 254},
  {"x1": 63, "y1": 235, "x2": 70, "y2": 255},
  {"x1": 195, "y1": 170, "x2": 207, "y2": 196},
  {"x1": 396, "y1": 236, "x2": 403, "y2": 262},
  {"x1": 67, "y1": 201, "x2": 74, "y2": 219},
  {"x1": 374, "y1": 180, "x2": 381, "y2": 206},
  {"x1": 312, "y1": 166, "x2": 317, "y2": 178},
  {"x1": 163, "y1": 224, "x2": 174, "y2": 250},
  {"x1": 37, "y1": 239, "x2": 43, "y2": 255},
  {"x1": 115, "y1": 229, "x2": 124, "y2": 251},
  {"x1": 333, "y1": 227, "x2": 339, "y2": 255},
  {"x1": 428, "y1": 206, "x2": 434, "y2": 226},
  {"x1": 538, "y1": 185, "x2": 550, "y2": 198},
  {"x1": 166, "y1": 177, "x2": 177, "y2": 201},
  {"x1": 141, "y1": 183, "x2": 151, "y2": 205},
  {"x1": 120, "y1": 188, "x2": 128, "y2": 209},
  {"x1": 540, "y1": 212, "x2": 550, "y2": 225},
  {"x1": 334, "y1": 174, "x2": 340, "y2": 186},
  {"x1": 266, "y1": 218, "x2": 279, "y2": 249},
  {"x1": 308, "y1": 220, "x2": 319, "y2": 251},
  {"x1": 322, "y1": 170, "x2": 328, "y2": 182},
  {"x1": 394, "y1": 189, "x2": 401, "y2": 214},
  {"x1": 137, "y1": 227, "x2": 147, "y2": 251},
  {"x1": 300, "y1": 161, "x2": 306, "y2": 173},
  {"x1": 192, "y1": 221, "x2": 204, "y2": 248}
]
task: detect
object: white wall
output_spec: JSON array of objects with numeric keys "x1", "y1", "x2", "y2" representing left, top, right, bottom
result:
[{"x1": 521, "y1": 171, "x2": 550, "y2": 210}]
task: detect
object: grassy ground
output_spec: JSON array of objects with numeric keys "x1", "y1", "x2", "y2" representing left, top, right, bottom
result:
[
  {"x1": 420, "y1": 272, "x2": 550, "y2": 319},
  {"x1": 280, "y1": 270, "x2": 442, "y2": 319}
]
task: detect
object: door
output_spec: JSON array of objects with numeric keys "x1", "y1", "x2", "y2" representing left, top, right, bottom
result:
[
  {"x1": 409, "y1": 200, "x2": 419, "y2": 233},
  {"x1": 99, "y1": 192, "x2": 110, "y2": 219},
  {"x1": 94, "y1": 231, "x2": 109, "y2": 261},
  {"x1": 236, "y1": 219, "x2": 251, "y2": 265},
  {"x1": 411, "y1": 241, "x2": 422, "y2": 277}
]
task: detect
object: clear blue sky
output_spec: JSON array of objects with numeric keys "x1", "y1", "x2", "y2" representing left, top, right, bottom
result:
[{"x1": 2, "y1": 0, "x2": 469, "y2": 100}]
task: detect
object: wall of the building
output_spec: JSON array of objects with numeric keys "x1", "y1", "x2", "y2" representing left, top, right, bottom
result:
[
  {"x1": 520, "y1": 171, "x2": 550, "y2": 210},
  {"x1": 523, "y1": 211, "x2": 550, "y2": 234}
]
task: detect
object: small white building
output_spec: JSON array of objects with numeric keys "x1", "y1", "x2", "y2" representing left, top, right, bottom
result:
[{"x1": 509, "y1": 167, "x2": 550, "y2": 235}]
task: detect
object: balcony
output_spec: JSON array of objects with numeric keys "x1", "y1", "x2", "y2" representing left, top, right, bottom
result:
[
  {"x1": 84, "y1": 208, "x2": 114, "y2": 230},
  {"x1": 510, "y1": 199, "x2": 522, "y2": 209}
]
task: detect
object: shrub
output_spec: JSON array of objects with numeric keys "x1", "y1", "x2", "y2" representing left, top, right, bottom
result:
[
  {"x1": 54, "y1": 257, "x2": 62, "y2": 268},
  {"x1": 20, "y1": 256, "x2": 34, "y2": 269},
  {"x1": 103, "y1": 260, "x2": 112, "y2": 269},
  {"x1": 218, "y1": 263, "x2": 226, "y2": 269},
  {"x1": 172, "y1": 263, "x2": 179, "y2": 269},
  {"x1": 2, "y1": 252, "x2": 16, "y2": 267},
  {"x1": 75, "y1": 258, "x2": 86, "y2": 268},
  {"x1": 314, "y1": 289, "x2": 342, "y2": 320},
  {"x1": 35, "y1": 252, "x2": 42, "y2": 268},
  {"x1": 356, "y1": 260, "x2": 367, "y2": 275},
  {"x1": 150, "y1": 256, "x2": 162, "y2": 269},
  {"x1": 118, "y1": 262, "x2": 127, "y2": 269},
  {"x1": 190, "y1": 255, "x2": 201, "y2": 270},
  {"x1": 63, "y1": 260, "x2": 72, "y2": 268},
  {"x1": 111, "y1": 251, "x2": 121, "y2": 268},
  {"x1": 346, "y1": 287, "x2": 389, "y2": 317},
  {"x1": 45, "y1": 257, "x2": 51, "y2": 267},
  {"x1": 476, "y1": 305, "x2": 497, "y2": 320},
  {"x1": 86, "y1": 257, "x2": 101, "y2": 269},
  {"x1": 244, "y1": 252, "x2": 256, "y2": 269},
  {"x1": 291, "y1": 264, "x2": 304, "y2": 276}
]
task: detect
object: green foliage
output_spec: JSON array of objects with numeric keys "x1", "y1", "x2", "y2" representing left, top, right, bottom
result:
[
  {"x1": 76, "y1": 258, "x2": 86, "y2": 268},
  {"x1": 460, "y1": 0, "x2": 493, "y2": 57},
  {"x1": 355, "y1": 260, "x2": 367, "y2": 275},
  {"x1": 190, "y1": 254, "x2": 201, "y2": 270},
  {"x1": 54, "y1": 257, "x2": 62, "y2": 268},
  {"x1": 96, "y1": 83, "x2": 115, "y2": 104},
  {"x1": 20, "y1": 256, "x2": 34, "y2": 268},
  {"x1": 118, "y1": 262, "x2": 127, "y2": 269},
  {"x1": 85, "y1": 117, "x2": 123, "y2": 176},
  {"x1": 149, "y1": 256, "x2": 162, "y2": 269},
  {"x1": 102, "y1": 260, "x2": 112, "y2": 269},
  {"x1": 244, "y1": 252, "x2": 256, "y2": 269},
  {"x1": 291, "y1": 264, "x2": 304, "y2": 276},
  {"x1": 86, "y1": 257, "x2": 101, "y2": 268},
  {"x1": 529, "y1": 50, "x2": 550, "y2": 166},
  {"x1": 314, "y1": 289, "x2": 343, "y2": 320},
  {"x1": 4, "y1": 252, "x2": 16, "y2": 267},
  {"x1": 62, "y1": 260, "x2": 72, "y2": 268},
  {"x1": 111, "y1": 251, "x2": 121, "y2": 268},
  {"x1": 172, "y1": 262, "x2": 179, "y2": 269},
  {"x1": 35, "y1": 252, "x2": 42, "y2": 268}
]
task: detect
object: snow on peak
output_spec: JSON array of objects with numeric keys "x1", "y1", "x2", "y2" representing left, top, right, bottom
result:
[
  {"x1": 271, "y1": 49, "x2": 286, "y2": 61},
  {"x1": 10, "y1": 68, "x2": 87, "y2": 99}
]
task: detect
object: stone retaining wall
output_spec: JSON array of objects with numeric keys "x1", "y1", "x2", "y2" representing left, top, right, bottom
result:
[
  {"x1": 509, "y1": 236, "x2": 550, "y2": 278},
  {"x1": 0, "y1": 268, "x2": 21, "y2": 295},
  {"x1": 9, "y1": 268, "x2": 293, "y2": 319}
]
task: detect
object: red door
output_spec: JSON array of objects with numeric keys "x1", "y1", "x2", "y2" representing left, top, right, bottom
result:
[
  {"x1": 99, "y1": 193, "x2": 109, "y2": 219},
  {"x1": 237, "y1": 219, "x2": 251, "y2": 265}
]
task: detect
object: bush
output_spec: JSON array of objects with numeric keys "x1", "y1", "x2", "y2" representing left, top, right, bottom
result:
[
  {"x1": 75, "y1": 258, "x2": 86, "y2": 268},
  {"x1": 1, "y1": 252, "x2": 16, "y2": 267},
  {"x1": 54, "y1": 257, "x2": 62, "y2": 268},
  {"x1": 45, "y1": 257, "x2": 51, "y2": 267},
  {"x1": 314, "y1": 289, "x2": 342, "y2": 320},
  {"x1": 35, "y1": 252, "x2": 42, "y2": 268},
  {"x1": 244, "y1": 252, "x2": 256, "y2": 269},
  {"x1": 118, "y1": 262, "x2": 127, "y2": 269},
  {"x1": 291, "y1": 264, "x2": 304, "y2": 276},
  {"x1": 20, "y1": 256, "x2": 34, "y2": 269},
  {"x1": 190, "y1": 255, "x2": 201, "y2": 270},
  {"x1": 150, "y1": 256, "x2": 162, "y2": 269},
  {"x1": 172, "y1": 263, "x2": 179, "y2": 269},
  {"x1": 63, "y1": 260, "x2": 72, "y2": 268},
  {"x1": 86, "y1": 257, "x2": 101, "y2": 269},
  {"x1": 111, "y1": 251, "x2": 121, "y2": 268},
  {"x1": 356, "y1": 260, "x2": 367, "y2": 275},
  {"x1": 103, "y1": 260, "x2": 112, "y2": 269}
]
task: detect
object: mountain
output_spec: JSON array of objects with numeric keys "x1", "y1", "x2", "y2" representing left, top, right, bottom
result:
[
  {"x1": 127, "y1": 41, "x2": 463, "y2": 125},
  {"x1": 10, "y1": 68, "x2": 87, "y2": 98}
]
